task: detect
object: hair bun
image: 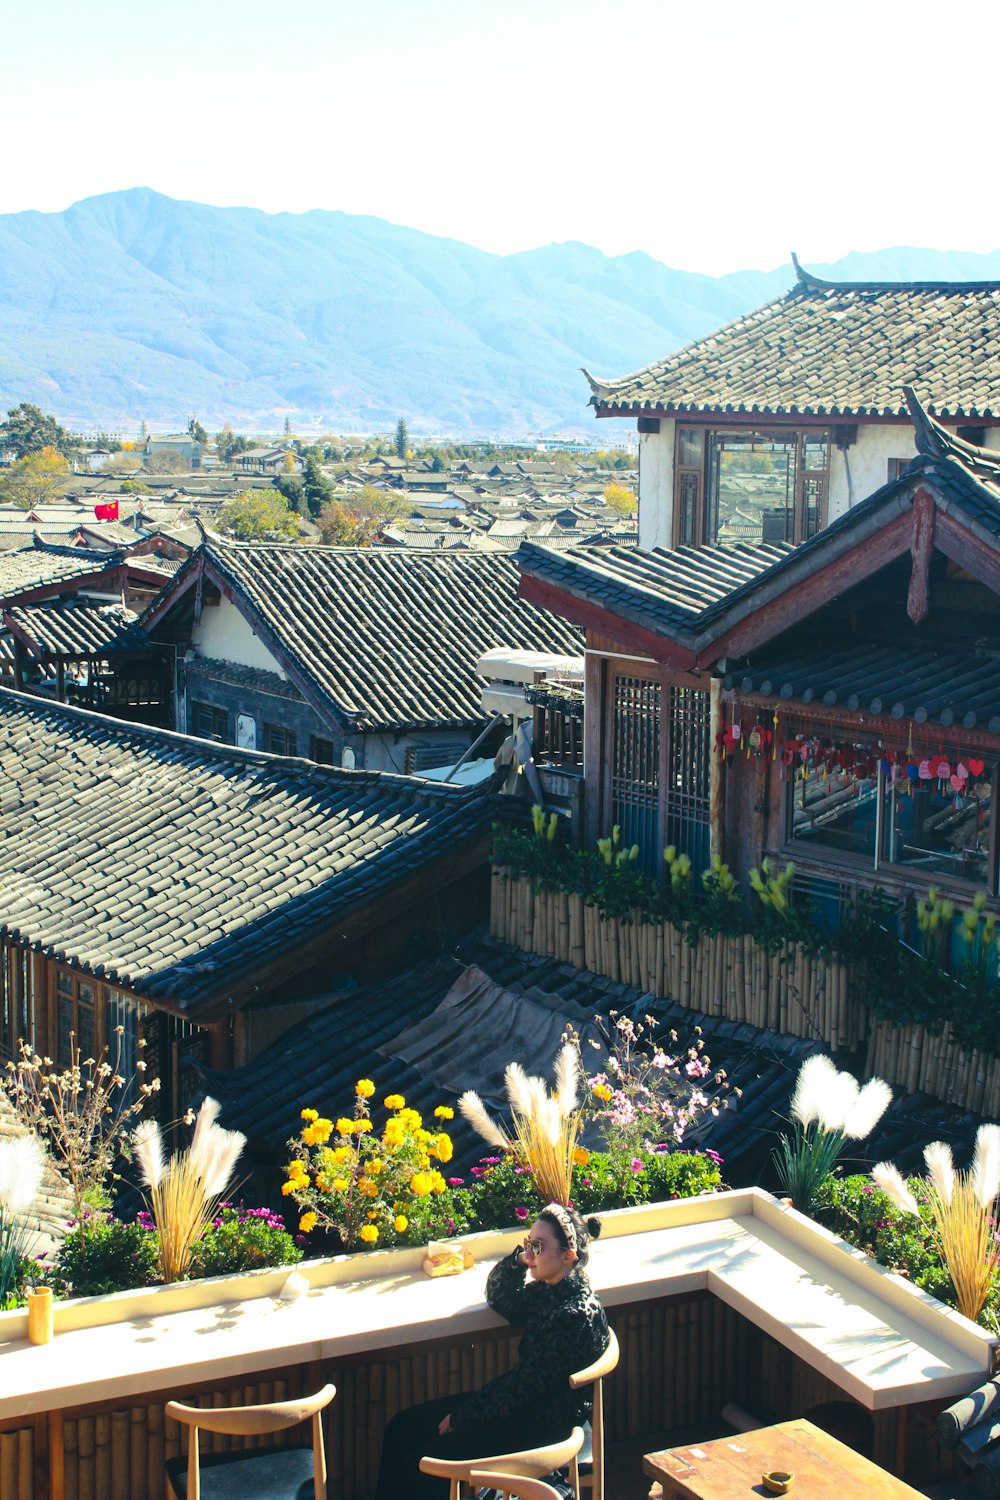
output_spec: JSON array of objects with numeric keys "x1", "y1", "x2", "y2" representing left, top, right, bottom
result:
[{"x1": 585, "y1": 1216, "x2": 602, "y2": 1239}]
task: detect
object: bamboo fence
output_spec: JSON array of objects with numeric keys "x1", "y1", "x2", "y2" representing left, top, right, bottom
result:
[{"x1": 490, "y1": 870, "x2": 1000, "y2": 1109}]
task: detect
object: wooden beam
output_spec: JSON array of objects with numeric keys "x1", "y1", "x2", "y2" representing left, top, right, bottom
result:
[{"x1": 906, "y1": 487, "x2": 936, "y2": 624}]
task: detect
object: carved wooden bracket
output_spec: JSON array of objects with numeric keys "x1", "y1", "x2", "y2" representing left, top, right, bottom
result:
[{"x1": 906, "y1": 486, "x2": 936, "y2": 624}]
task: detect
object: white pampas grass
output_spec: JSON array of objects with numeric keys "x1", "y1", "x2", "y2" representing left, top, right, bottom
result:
[
  {"x1": 554, "y1": 1044, "x2": 579, "y2": 1115},
  {"x1": 843, "y1": 1078, "x2": 893, "y2": 1140},
  {"x1": 924, "y1": 1141, "x2": 955, "y2": 1204},
  {"x1": 459, "y1": 1091, "x2": 510, "y2": 1150},
  {"x1": 972, "y1": 1124, "x2": 1000, "y2": 1209},
  {"x1": 872, "y1": 1162, "x2": 921, "y2": 1217},
  {"x1": 0, "y1": 1134, "x2": 44, "y2": 1216},
  {"x1": 816, "y1": 1069, "x2": 860, "y2": 1134},
  {"x1": 504, "y1": 1064, "x2": 533, "y2": 1118},
  {"x1": 132, "y1": 1096, "x2": 245, "y2": 1284},
  {"x1": 790, "y1": 1054, "x2": 839, "y2": 1128}
]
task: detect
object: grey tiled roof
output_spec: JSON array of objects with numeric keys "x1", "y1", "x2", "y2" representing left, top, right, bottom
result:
[
  {"x1": 516, "y1": 539, "x2": 789, "y2": 638},
  {"x1": 724, "y1": 642, "x2": 1000, "y2": 733},
  {"x1": 153, "y1": 539, "x2": 583, "y2": 733},
  {"x1": 0, "y1": 546, "x2": 118, "y2": 601},
  {"x1": 0, "y1": 691, "x2": 495, "y2": 1014},
  {"x1": 6, "y1": 599, "x2": 152, "y2": 657},
  {"x1": 585, "y1": 269, "x2": 1000, "y2": 419},
  {"x1": 203, "y1": 930, "x2": 984, "y2": 1182}
]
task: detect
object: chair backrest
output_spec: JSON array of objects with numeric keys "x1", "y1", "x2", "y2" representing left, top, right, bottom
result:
[
  {"x1": 420, "y1": 1424, "x2": 584, "y2": 1497},
  {"x1": 470, "y1": 1471, "x2": 564, "y2": 1500},
  {"x1": 165, "y1": 1384, "x2": 336, "y2": 1500},
  {"x1": 568, "y1": 1328, "x2": 620, "y2": 1500}
]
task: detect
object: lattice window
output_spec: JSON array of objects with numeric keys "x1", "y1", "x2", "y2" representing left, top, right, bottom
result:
[
  {"x1": 0, "y1": 943, "x2": 31, "y2": 1063},
  {"x1": 610, "y1": 675, "x2": 661, "y2": 873},
  {"x1": 664, "y1": 686, "x2": 711, "y2": 875}
]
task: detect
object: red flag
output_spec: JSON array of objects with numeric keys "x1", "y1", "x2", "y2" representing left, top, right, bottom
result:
[{"x1": 94, "y1": 501, "x2": 119, "y2": 521}]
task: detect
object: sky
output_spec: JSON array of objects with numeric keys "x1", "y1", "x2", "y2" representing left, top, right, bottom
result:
[{"x1": 2, "y1": 0, "x2": 997, "y2": 277}]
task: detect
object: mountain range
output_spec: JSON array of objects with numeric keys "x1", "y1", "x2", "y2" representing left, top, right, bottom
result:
[{"x1": 1, "y1": 189, "x2": 999, "y2": 437}]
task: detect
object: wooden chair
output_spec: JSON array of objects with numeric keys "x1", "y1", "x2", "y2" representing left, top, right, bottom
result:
[
  {"x1": 567, "y1": 1328, "x2": 620, "y2": 1500},
  {"x1": 164, "y1": 1384, "x2": 336, "y2": 1500},
  {"x1": 420, "y1": 1424, "x2": 584, "y2": 1500},
  {"x1": 470, "y1": 1472, "x2": 565, "y2": 1500}
]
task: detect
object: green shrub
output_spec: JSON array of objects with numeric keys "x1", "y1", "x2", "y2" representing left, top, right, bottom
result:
[
  {"x1": 188, "y1": 1205, "x2": 302, "y2": 1279},
  {"x1": 53, "y1": 1212, "x2": 158, "y2": 1297},
  {"x1": 572, "y1": 1149, "x2": 722, "y2": 1214}
]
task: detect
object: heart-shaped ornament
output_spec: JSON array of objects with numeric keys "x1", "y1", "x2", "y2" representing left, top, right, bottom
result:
[
  {"x1": 969, "y1": 758, "x2": 986, "y2": 777},
  {"x1": 956, "y1": 763, "x2": 969, "y2": 781},
  {"x1": 951, "y1": 774, "x2": 964, "y2": 792}
]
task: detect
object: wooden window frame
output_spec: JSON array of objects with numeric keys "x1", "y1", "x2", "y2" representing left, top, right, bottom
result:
[
  {"x1": 263, "y1": 722, "x2": 298, "y2": 757},
  {"x1": 673, "y1": 425, "x2": 830, "y2": 547},
  {"x1": 191, "y1": 700, "x2": 229, "y2": 742}
]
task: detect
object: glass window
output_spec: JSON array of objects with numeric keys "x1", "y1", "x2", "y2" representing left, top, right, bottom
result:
[
  {"x1": 676, "y1": 427, "x2": 829, "y2": 546},
  {"x1": 882, "y1": 770, "x2": 993, "y2": 885},
  {"x1": 791, "y1": 765, "x2": 879, "y2": 860},
  {"x1": 263, "y1": 723, "x2": 297, "y2": 757}
]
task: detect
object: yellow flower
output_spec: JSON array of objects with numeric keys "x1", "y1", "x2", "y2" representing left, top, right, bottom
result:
[
  {"x1": 336, "y1": 1117, "x2": 355, "y2": 1135},
  {"x1": 383, "y1": 1121, "x2": 405, "y2": 1148},
  {"x1": 300, "y1": 1108, "x2": 319, "y2": 1122},
  {"x1": 356, "y1": 1119, "x2": 373, "y2": 1133},
  {"x1": 418, "y1": 1154, "x2": 430, "y2": 1169},
  {"x1": 360, "y1": 1224, "x2": 379, "y2": 1244},
  {"x1": 428, "y1": 1171, "x2": 447, "y2": 1194},
  {"x1": 434, "y1": 1105, "x2": 454, "y2": 1120},
  {"x1": 434, "y1": 1134, "x2": 453, "y2": 1164},
  {"x1": 302, "y1": 1118, "x2": 333, "y2": 1146},
  {"x1": 333, "y1": 1145, "x2": 353, "y2": 1164},
  {"x1": 394, "y1": 1214, "x2": 408, "y2": 1233},
  {"x1": 299, "y1": 1212, "x2": 317, "y2": 1233},
  {"x1": 592, "y1": 1083, "x2": 613, "y2": 1103},
  {"x1": 384, "y1": 1093, "x2": 405, "y2": 1110},
  {"x1": 280, "y1": 1180, "x2": 297, "y2": 1196},
  {"x1": 410, "y1": 1172, "x2": 433, "y2": 1197},
  {"x1": 287, "y1": 1160, "x2": 307, "y2": 1178},
  {"x1": 332, "y1": 1177, "x2": 349, "y2": 1192},
  {"x1": 573, "y1": 1147, "x2": 590, "y2": 1166},
  {"x1": 368, "y1": 1210, "x2": 378, "y2": 1219},
  {"x1": 399, "y1": 1108, "x2": 422, "y2": 1129},
  {"x1": 357, "y1": 1176, "x2": 379, "y2": 1197},
  {"x1": 356, "y1": 1078, "x2": 376, "y2": 1098},
  {"x1": 369, "y1": 1158, "x2": 384, "y2": 1175}
]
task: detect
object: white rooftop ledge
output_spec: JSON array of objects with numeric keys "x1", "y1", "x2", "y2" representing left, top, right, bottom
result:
[{"x1": 0, "y1": 1190, "x2": 993, "y2": 1420}]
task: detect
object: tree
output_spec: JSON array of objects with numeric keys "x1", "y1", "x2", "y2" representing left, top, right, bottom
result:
[
  {"x1": 603, "y1": 481, "x2": 638, "y2": 518},
  {"x1": 188, "y1": 415, "x2": 208, "y2": 447},
  {"x1": 394, "y1": 418, "x2": 409, "y2": 460},
  {"x1": 317, "y1": 483, "x2": 405, "y2": 547},
  {"x1": 0, "y1": 403, "x2": 79, "y2": 460},
  {"x1": 145, "y1": 449, "x2": 188, "y2": 474},
  {"x1": 0, "y1": 446, "x2": 70, "y2": 508},
  {"x1": 284, "y1": 416, "x2": 292, "y2": 437},
  {"x1": 216, "y1": 488, "x2": 299, "y2": 542},
  {"x1": 216, "y1": 426, "x2": 252, "y2": 464},
  {"x1": 301, "y1": 453, "x2": 334, "y2": 520}
]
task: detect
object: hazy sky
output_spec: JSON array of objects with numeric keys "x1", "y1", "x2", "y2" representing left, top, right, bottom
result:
[{"x1": 3, "y1": 0, "x2": 995, "y2": 276}]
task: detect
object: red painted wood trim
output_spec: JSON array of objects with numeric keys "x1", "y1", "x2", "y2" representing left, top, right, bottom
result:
[
  {"x1": 517, "y1": 574, "x2": 697, "y2": 668},
  {"x1": 704, "y1": 511, "x2": 914, "y2": 661},
  {"x1": 934, "y1": 511, "x2": 1000, "y2": 595}
]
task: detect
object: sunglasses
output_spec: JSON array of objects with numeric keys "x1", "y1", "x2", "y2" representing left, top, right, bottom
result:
[{"x1": 524, "y1": 1238, "x2": 548, "y2": 1256}]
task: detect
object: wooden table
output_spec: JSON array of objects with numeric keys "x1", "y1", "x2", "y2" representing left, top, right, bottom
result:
[{"x1": 644, "y1": 1418, "x2": 927, "y2": 1498}]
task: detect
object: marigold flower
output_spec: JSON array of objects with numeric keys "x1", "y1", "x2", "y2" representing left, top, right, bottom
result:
[
  {"x1": 592, "y1": 1083, "x2": 613, "y2": 1103},
  {"x1": 428, "y1": 1170, "x2": 447, "y2": 1194},
  {"x1": 434, "y1": 1134, "x2": 453, "y2": 1163},
  {"x1": 573, "y1": 1147, "x2": 590, "y2": 1166},
  {"x1": 360, "y1": 1224, "x2": 379, "y2": 1243},
  {"x1": 287, "y1": 1160, "x2": 307, "y2": 1178},
  {"x1": 357, "y1": 1119, "x2": 373, "y2": 1133},
  {"x1": 369, "y1": 1158, "x2": 384, "y2": 1174},
  {"x1": 335, "y1": 1118, "x2": 355, "y2": 1135},
  {"x1": 384, "y1": 1094, "x2": 405, "y2": 1110},
  {"x1": 332, "y1": 1145, "x2": 352, "y2": 1164},
  {"x1": 300, "y1": 1108, "x2": 319, "y2": 1122},
  {"x1": 332, "y1": 1177, "x2": 349, "y2": 1192},
  {"x1": 356, "y1": 1079, "x2": 376, "y2": 1098},
  {"x1": 434, "y1": 1105, "x2": 454, "y2": 1120},
  {"x1": 280, "y1": 1180, "x2": 297, "y2": 1196},
  {"x1": 394, "y1": 1214, "x2": 408, "y2": 1233},
  {"x1": 299, "y1": 1212, "x2": 317, "y2": 1233},
  {"x1": 399, "y1": 1108, "x2": 422, "y2": 1129},
  {"x1": 410, "y1": 1171, "x2": 433, "y2": 1196}
]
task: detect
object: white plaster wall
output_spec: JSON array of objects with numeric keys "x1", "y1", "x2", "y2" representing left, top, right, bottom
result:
[
  {"x1": 637, "y1": 418, "x2": 675, "y2": 550},
  {"x1": 192, "y1": 595, "x2": 287, "y2": 677},
  {"x1": 827, "y1": 424, "x2": 916, "y2": 520}
]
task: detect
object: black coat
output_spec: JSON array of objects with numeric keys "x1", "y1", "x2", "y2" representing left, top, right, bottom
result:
[{"x1": 455, "y1": 1249, "x2": 610, "y2": 1435}]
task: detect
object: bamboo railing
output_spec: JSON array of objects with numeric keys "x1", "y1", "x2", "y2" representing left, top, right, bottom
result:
[{"x1": 492, "y1": 871, "x2": 998, "y2": 1111}]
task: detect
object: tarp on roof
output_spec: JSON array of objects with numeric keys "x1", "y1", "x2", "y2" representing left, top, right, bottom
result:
[{"x1": 380, "y1": 964, "x2": 603, "y2": 1102}]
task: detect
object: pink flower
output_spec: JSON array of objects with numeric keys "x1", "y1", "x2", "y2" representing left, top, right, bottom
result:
[{"x1": 515, "y1": 1206, "x2": 529, "y2": 1221}]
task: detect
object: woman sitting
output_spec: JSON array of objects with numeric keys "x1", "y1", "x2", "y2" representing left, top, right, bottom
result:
[{"x1": 375, "y1": 1203, "x2": 609, "y2": 1500}]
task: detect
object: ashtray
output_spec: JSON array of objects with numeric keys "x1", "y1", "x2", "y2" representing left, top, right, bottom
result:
[{"x1": 762, "y1": 1472, "x2": 793, "y2": 1495}]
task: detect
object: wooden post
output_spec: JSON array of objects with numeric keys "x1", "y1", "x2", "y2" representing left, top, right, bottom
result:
[{"x1": 709, "y1": 678, "x2": 725, "y2": 864}]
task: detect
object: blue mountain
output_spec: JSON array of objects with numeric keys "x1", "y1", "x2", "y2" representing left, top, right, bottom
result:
[{"x1": 1, "y1": 189, "x2": 998, "y2": 436}]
